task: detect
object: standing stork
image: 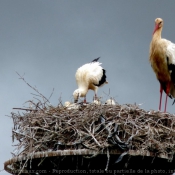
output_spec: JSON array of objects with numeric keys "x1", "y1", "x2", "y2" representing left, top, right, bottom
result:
[
  {"x1": 73, "y1": 57, "x2": 108, "y2": 103},
  {"x1": 149, "y1": 18, "x2": 175, "y2": 112}
]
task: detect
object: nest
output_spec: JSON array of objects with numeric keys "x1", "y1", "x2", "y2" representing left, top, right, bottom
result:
[
  {"x1": 3, "y1": 73, "x2": 175, "y2": 175},
  {"x1": 4, "y1": 74, "x2": 175, "y2": 174},
  {"x1": 10, "y1": 101, "x2": 175, "y2": 156},
  {"x1": 3, "y1": 99, "x2": 175, "y2": 173}
]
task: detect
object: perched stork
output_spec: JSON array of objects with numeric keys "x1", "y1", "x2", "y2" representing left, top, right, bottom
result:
[
  {"x1": 73, "y1": 57, "x2": 108, "y2": 103},
  {"x1": 149, "y1": 18, "x2": 175, "y2": 112}
]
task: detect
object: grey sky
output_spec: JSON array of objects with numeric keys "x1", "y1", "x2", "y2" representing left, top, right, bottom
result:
[{"x1": 1, "y1": 0, "x2": 175, "y2": 173}]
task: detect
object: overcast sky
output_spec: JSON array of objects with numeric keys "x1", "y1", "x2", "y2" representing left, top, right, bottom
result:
[{"x1": 1, "y1": 0, "x2": 175, "y2": 174}]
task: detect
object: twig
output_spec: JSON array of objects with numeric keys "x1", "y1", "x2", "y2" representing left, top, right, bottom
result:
[
  {"x1": 16, "y1": 71, "x2": 50, "y2": 104},
  {"x1": 13, "y1": 108, "x2": 38, "y2": 111},
  {"x1": 84, "y1": 126, "x2": 101, "y2": 147}
]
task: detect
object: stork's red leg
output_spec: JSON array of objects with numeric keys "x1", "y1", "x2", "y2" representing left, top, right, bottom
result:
[
  {"x1": 164, "y1": 83, "x2": 170, "y2": 112},
  {"x1": 84, "y1": 96, "x2": 86, "y2": 103},
  {"x1": 159, "y1": 85, "x2": 163, "y2": 111}
]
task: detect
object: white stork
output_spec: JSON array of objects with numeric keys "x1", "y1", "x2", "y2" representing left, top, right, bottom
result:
[
  {"x1": 73, "y1": 57, "x2": 108, "y2": 103},
  {"x1": 149, "y1": 18, "x2": 175, "y2": 112},
  {"x1": 93, "y1": 99, "x2": 101, "y2": 105},
  {"x1": 64, "y1": 101, "x2": 80, "y2": 110},
  {"x1": 105, "y1": 98, "x2": 116, "y2": 105}
]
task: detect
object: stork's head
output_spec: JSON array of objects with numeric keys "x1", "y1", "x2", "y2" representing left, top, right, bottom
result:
[
  {"x1": 153, "y1": 18, "x2": 163, "y2": 35},
  {"x1": 73, "y1": 89, "x2": 81, "y2": 103}
]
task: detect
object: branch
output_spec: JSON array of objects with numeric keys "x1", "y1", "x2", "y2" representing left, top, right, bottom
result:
[{"x1": 16, "y1": 71, "x2": 50, "y2": 104}]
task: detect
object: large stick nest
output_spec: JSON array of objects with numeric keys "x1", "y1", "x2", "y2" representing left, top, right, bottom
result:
[
  {"x1": 4, "y1": 74, "x2": 175, "y2": 174},
  {"x1": 11, "y1": 100, "x2": 175, "y2": 160}
]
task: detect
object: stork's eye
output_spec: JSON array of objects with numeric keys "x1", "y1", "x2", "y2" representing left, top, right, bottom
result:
[{"x1": 159, "y1": 21, "x2": 162, "y2": 25}]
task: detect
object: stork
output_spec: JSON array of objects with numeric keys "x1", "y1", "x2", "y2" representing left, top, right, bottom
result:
[
  {"x1": 73, "y1": 57, "x2": 108, "y2": 103},
  {"x1": 149, "y1": 18, "x2": 175, "y2": 112}
]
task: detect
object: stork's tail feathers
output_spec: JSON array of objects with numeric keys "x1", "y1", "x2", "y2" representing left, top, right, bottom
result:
[{"x1": 91, "y1": 57, "x2": 100, "y2": 62}]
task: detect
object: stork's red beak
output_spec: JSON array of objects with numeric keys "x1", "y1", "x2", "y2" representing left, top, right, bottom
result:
[{"x1": 153, "y1": 24, "x2": 159, "y2": 35}]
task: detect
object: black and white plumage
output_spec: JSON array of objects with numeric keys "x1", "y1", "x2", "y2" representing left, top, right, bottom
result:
[{"x1": 73, "y1": 57, "x2": 108, "y2": 103}]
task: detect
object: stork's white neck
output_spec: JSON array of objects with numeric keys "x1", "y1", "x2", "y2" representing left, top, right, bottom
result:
[{"x1": 153, "y1": 28, "x2": 162, "y2": 41}]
